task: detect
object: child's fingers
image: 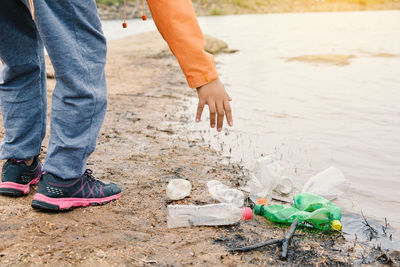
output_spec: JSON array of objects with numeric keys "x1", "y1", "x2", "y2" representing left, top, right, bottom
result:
[
  {"x1": 196, "y1": 99, "x2": 206, "y2": 122},
  {"x1": 216, "y1": 101, "x2": 224, "y2": 132},
  {"x1": 208, "y1": 99, "x2": 216, "y2": 128},
  {"x1": 223, "y1": 98, "x2": 233, "y2": 127}
]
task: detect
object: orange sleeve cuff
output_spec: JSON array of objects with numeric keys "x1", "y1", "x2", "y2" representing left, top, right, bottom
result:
[{"x1": 186, "y1": 68, "x2": 219, "y2": 89}]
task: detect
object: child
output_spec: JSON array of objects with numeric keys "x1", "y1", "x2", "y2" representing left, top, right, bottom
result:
[
  {"x1": 0, "y1": 0, "x2": 232, "y2": 210},
  {"x1": 145, "y1": 0, "x2": 233, "y2": 131}
]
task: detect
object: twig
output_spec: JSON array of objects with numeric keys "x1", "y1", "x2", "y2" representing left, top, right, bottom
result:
[
  {"x1": 282, "y1": 219, "x2": 299, "y2": 258},
  {"x1": 142, "y1": 260, "x2": 157, "y2": 264},
  {"x1": 382, "y1": 217, "x2": 388, "y2": 236},
  {"x1": 229, "y1": 219, "x2": 299, "y2": 259},
  {"x1": 229, "y1": 238, "x2": 284, "y2": 252},
  {"x1": 361, "y1": 211, "x2": 377, "y2": 240},
  {"x1": 272, "y1": 196, "x2": 292, "y2": 203},
  {"x1": 132, "y1": 258, "x2": 157, "y2": 264}
]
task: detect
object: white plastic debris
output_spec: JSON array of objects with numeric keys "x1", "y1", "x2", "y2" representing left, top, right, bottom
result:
[
  {"x1": 243, "y1": 155, "x2": 293, "y2": 202},
  {"x1": 302, "y1": 167, "x2": 346, "y2": 201},
  {"x1": 243, "y1": 173, "x2": 273, "y2": 203},
  {"x1": 207, "y1": 180, "x2": 244, "y2": 207},
  {"x1": 276, "y1": 176, "x2": 293, "y2": 195},
  {"x1": 166, "y1": 179, "x2": 192, "y2": 200}
]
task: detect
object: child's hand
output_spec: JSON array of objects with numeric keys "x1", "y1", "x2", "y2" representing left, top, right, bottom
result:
[{"x1": 196, "y1": 78, "x2": 233, "y2": 132}]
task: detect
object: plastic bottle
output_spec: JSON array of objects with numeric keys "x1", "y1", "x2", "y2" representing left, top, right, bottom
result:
[
  {"x1": 254, "y1": 192, "x2": 342, "y2": 231},
  {"x1": 207, "y1": 180, "x2": 244, "y2": 207},
  {"x1": 254, "y1": 204, "x2": 333, "y2": 230},
  {"x1": 166, "y1": 179, "x2": 191, "y2": 200},
  {"x1": 244, "y1": 173, "x2": 273, "y2": 204},
  {"x1": 293, "y1": 192, "x2": 341, "y2": 227},
  {"x1": 245, "y1": 155, "x2": 294, "y2": 203},
  {"x1": 302, "y1": 167, "x2": 346, "y2": 201},
  {"x1": 252, "y1": 155, "x2": 282, "y2": 191},
  {"x1": 167, "y1": 203, "x2": 252, "y2": 228}
]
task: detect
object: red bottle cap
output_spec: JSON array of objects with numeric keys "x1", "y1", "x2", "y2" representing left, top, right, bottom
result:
[{"x1": 241, "y1": 207, "x2": 252, "y2": 220}]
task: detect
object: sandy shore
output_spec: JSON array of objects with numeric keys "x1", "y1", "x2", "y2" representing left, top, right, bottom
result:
[{"x1": 0, "y1": 32, "x2": 397, "y2": 265}]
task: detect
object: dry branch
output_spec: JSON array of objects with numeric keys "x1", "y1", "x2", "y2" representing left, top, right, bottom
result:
[{"x1": 229, "y1": 219, "x2": 299, "y2": 259}]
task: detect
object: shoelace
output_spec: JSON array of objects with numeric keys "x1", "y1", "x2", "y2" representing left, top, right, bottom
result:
[
  {"x1": 10, "y1": 158, "x2": 24, "y2": 165},
  {"x1": 83, "y1": 169, "x2": 105, "y2": 185}
]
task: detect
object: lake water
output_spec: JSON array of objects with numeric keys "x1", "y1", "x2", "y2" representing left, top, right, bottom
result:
[{"x1": 102, "y1": 11, "x2": 400, "y2": 236}]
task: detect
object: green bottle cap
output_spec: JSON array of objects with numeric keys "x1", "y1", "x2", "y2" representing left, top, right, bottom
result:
[{"x1": 254, "y1": 204, "x2": 265, "y2": 215}]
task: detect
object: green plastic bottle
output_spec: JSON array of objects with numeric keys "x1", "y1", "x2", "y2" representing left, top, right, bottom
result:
[
  {"x1": 254, "y1": 192, "x2": 342, "y2": 231},
  {"x1": 293, "y1": 192, "x2": 341, "y2": 221}
]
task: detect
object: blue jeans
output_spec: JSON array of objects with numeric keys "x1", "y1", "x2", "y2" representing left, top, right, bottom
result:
[{"x1": 0, "y1": 0, "x2": 107, "y2": 179}]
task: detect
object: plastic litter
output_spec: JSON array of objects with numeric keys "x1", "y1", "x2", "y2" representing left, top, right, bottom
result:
[
  {"x1": 166, "y1": 179, "x2": 191, "y2": 200},
  {"x1": 302, "y1": 166, "x2": 346, "y2": 201},
  {"x1": 254, "y1": 192, "x2": 342, "y2": 231},
  {"x1": 207, "y1": 180, "x2": 244, "y2": 207},
  {"x1": 244, "y1": 173, "x2": 273, "y2": 203},
  {"x1": 276, "y1": 176, "x2": 293, "y2": 195},
  {"x1": 244, "y1": 155, "x2": 293, "y2": 202},
  {"x1": 167, "y1": 203, "x2": 252, "y2": 228}
]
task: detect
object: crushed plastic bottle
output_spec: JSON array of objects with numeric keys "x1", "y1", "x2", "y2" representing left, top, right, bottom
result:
[
  {"x1": 166, "y1": 179, "x2": 191, "y2": 200},
  {"x1": 252, "y1": 155, "x2": 282, "y2": 189},
  {"x1": 207, "y1": 180, "x2": 244, "y2": 207},
  {"x1": 244, "y1": 173, "x2": 273, "y2": 203},
  {"x1": 293, "y1": 192, "x2": 341, "y2": 226},
  {"x1": 167, "y1": 203, "x2": 252, "y2": 228},
  {"x1": 255, "y1": 204, "x2": 332, "y2": 230},
  {"x1": 243, "y1": 155, "x2": 293, "y2": 202},
  {"x1": 254, "y1": 192, "x2": 342, "y2": 231},
  {"x1": 302, "y1": 167, "x2": 346, "y2": 201}
]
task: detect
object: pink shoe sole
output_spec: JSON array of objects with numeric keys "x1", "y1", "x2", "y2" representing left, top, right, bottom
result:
[
  {"x1": 31, "y1": 192, "x2": 122, "y2": 210},
  {"x1": 0, "y1": 176, "x2": 41, "y2": 196}
]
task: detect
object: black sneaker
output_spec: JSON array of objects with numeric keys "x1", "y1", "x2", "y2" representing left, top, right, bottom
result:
[
  {"x1": 0, "y1": 157, "x2": 42, "y2": 196},
  {"x1": 32, "y1": 169, "x2": 122, "y2": 210}
]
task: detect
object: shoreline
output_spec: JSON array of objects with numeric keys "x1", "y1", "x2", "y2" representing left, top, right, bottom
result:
[
  {"x1": 0, "y1": 32, "x2": 398, "y2": 265},
  {"x1": 97, "y1": 0, "x2": 400, "y2": 20}
]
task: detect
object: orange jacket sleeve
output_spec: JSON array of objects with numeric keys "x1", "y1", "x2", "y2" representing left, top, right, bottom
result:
[{"x1": 147, "y1": 0, "x2": 219, "y2": 88}]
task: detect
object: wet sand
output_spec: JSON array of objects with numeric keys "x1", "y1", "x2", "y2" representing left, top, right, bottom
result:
[{"x1": 0, "y1": 33, "x2": 398, "y2": 265}]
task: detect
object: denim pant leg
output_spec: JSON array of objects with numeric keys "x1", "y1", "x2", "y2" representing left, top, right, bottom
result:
[
  {"x1": 25, "y1": 0, "x2": 108, "y2": 179},
  {"x1": 0, "y1": 0, "x2": 47, "y2": 160}
]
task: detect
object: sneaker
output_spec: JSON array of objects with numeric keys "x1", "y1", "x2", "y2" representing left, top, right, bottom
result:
[
  {"x1": 0, "y1": 157, "x2": 42, "y2": 196},
  {"x1": 31, "y1": 169, "x2": 122, "y2": 210}
]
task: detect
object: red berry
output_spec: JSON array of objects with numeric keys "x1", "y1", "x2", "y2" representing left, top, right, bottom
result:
[{"x1": 122, "y1": 22, "x2": 127, "y2": 28}]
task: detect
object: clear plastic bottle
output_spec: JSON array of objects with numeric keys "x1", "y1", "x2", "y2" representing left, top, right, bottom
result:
[
  {"x1": 252, "y1": 156, "x2": 281, "y2": 191},
  {"x1": 243, "y1": 173, "x2": 272, "y2": 203},
  {"x1": 244, "y1": 156, "x2": 293, "y2": 202},
  {"x1": 167, "y1": 203, "x2": 252, "y2": 228},
  {"x1": 247, "y1": 155, "x2": 282, "y2": 202},
  {"x1": 207, "y1": 180, "x2": 244, "y2": 207},
  {"x1": 166, "y1": 179, "x2": 192, "y2": 200}
]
